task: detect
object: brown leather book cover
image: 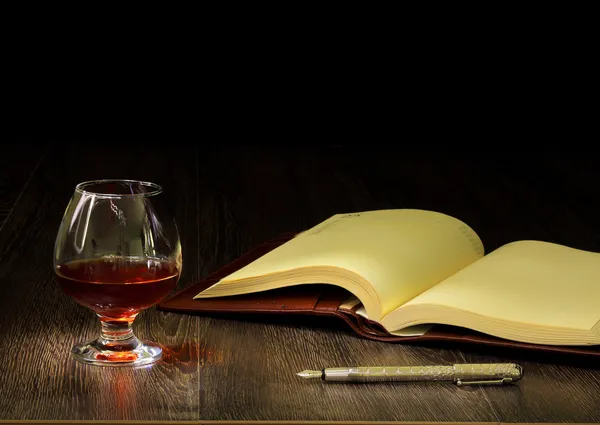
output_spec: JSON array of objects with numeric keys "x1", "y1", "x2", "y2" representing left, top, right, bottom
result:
[{"x1": 158, "y1": 233, "x2": 600, "y2": 359}]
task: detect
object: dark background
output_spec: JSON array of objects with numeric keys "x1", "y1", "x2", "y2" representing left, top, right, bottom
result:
[{"x1": 4, "y1": 139, "x2": 599, "y2": 255}]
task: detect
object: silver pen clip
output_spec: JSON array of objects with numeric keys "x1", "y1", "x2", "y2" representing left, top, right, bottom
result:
[
  {"x1": 455, "y1": 377, "x2": 514, "y2": 386},
  {"x1": 453, "y1": 363, "x2": 522, "y2": 387}
]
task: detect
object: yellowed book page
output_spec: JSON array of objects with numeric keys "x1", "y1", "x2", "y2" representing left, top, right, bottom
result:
[
  {"x1": 396, "y1": 240, "x2": 600, "y2": 331},
  {"x1": 198, "y1": 209, "x2": 484, "y2": 322}
]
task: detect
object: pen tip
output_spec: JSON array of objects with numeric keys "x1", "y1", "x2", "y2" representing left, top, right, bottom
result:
[{"x1": 296, "y1": 370, "x2": 322, "y2": 379}]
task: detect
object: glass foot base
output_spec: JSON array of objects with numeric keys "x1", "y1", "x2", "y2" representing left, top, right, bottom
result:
[{"x1": 71, "y1": 337, "x2": 162, "y2": 367}]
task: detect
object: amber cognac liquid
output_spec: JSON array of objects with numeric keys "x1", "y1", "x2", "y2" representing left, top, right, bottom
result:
[{"x1": 55, "y1": 257, "x2": 180, "y2": 318}]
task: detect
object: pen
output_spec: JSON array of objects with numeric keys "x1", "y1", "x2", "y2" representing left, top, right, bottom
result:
[{"x1": 297, "y1": 363, "x2": 523, "y2": 386}]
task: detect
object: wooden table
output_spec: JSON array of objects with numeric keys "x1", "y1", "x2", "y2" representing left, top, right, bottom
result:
[{"x1": 1, "y1": 142, "x2": 599, "y2": 424}]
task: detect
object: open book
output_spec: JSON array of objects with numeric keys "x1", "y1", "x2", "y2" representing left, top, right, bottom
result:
[{"x1": 193, "y1": 209, "x2": 600, "y2": 347}]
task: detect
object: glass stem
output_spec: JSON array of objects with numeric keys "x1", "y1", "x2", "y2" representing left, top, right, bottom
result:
[{"x1": 97, "y1": 314, "x2": 140, "y2": 350}]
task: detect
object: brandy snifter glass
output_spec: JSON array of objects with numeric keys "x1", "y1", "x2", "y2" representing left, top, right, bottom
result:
[{"x1": 54, "y1": 179, "x2": 182, "y2": 366}]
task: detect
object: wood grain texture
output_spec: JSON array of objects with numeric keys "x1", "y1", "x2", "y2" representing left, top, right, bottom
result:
[
  {"x1": 0, "y1": 142, "x2": 599, "y2": 423},
  {"x1": 0, "y1": 143, "x2": 44, "y2": 244}
]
